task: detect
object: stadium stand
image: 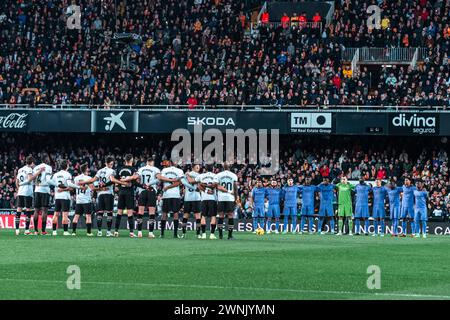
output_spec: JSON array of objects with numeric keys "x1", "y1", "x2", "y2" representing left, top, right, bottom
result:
[{"x1": 0, "y1": 0, "x2": 448, "y2": 107}]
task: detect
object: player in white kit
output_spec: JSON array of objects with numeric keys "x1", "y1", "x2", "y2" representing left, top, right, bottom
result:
[
  {"x1": 160, "y1": 160, "x2": 184, "y2": 238},
  {"x1": 77, "y1": 157, "x2": 124, "y2": 237},
  {"x1": 188, "y1": 165, "x2": 219, "y2": 240},
  {"x1": 72, "y1": 164, "x2": 96, "y2": 236},
  {"x1": 32, "y1": 156, "x2": 53, "y2": 235},
  {"x1": 216, "y1": 163, "x2": 238, "y2": 240},
  {"x1": 51, "y1": 160, "x2": 77, "y2": 236},
  {"x1": 180, "y1": 164, "x2": 202, "y2": 238},
  {"x1": 15, "y1": 156, "x2": 42, "y2": 235}
]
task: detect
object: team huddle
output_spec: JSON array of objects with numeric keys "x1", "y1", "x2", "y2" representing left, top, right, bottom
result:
[
  {"x1": 252, "y1": 176, "x2": 429, "y2": 238},
  {"x1": 14, "y1": 154, "x2": 430, "y2": 239},
  {"x1": 14, "y1": 155, "x2": 238, "y2": 240}
]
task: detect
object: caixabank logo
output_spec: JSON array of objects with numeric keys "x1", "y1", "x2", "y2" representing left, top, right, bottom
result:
[
  {"x1": 290, "y1": 113, "x2": 332, "y2": 134},
  {"x1": 389, "y1": 113, "x2": 439, "y2": 135}
]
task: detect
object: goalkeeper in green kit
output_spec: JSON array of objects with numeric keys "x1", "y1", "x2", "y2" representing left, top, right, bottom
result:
[{"x1": 336, "y1": 176, "x2": 355, "y2": 236}]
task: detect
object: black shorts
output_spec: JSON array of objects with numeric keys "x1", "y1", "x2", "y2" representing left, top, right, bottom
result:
[
  {"x1": 97, "y1": 194, "x2": 114, "y2": 212},
  {"x1": 201, "y1": 200, "x2": 217, "y2": 217},
  {"x1": 117, "y1": 192, "x2": 135, "y2": 210},
  {"x1": 218, "y1": 201, "x2": 235, "y2": 213},
  {"x1": 55, "y1": 199, "x2": 71, "y2": 212},
  {"x1": 138, "y1": 189, "x2": 156, "y2": 207},
  {"x1": 34, "y1": 192, "x2": 50, "y2": 209},
  {"x1": 17, "y1": 196, "x2": 33, "y2": 209},
  {"x1": 162, "y1": 198, "x2": 181, "y2": 213},
  {"x1": 75, "y1": 203, "x2": 92, "y2": 215},
  {"x1": 184, "y1": 201, "x2": 201, "y2": 214}
]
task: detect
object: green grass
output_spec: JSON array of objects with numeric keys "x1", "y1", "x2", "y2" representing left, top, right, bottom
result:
[{"x1": 1, "y1": 229, "x2": 450, "y2": 300}]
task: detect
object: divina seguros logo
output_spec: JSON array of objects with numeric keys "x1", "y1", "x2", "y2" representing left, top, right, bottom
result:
[
  {"x1": 0, "y1": 113, "x2": 28, "y2": 129},
  {"x1": 391, "y1": 113, "x2": 437, "y2": 134}
]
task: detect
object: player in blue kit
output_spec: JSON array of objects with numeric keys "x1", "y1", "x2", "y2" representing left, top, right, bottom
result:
[
  {"x1": 298, "y1": 178, "x2": 317, "y2": 234},
  {"x1": 372, "y1": 179, "x2": 387, "y2": 236},
  {"x1": 400, "y1": 178, "x2": 417, "y2": 237},
  {"x1": 265, "y1": 180, "x2": 282, "y2": 233},
  {"x1": 317, "y1": 177, "x2": 336, "y2": 234},
  {"x1": 413, "y1": 181, "x2": 428, "y2": 238},
  {"x1": 251, "y1": 180, "x2": 266, "y2": 232},
  {"x1": 282, "y1": 178, "x2": 300, "y2": 234},
  {"x1": 385, "y1": 180, "x2": 403, "y2": 236},
  {"x1": 354, "y1": 179, "x2": 371, "y2": 235}
]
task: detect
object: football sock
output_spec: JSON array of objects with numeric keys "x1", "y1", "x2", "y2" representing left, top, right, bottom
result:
[
  {"x1": 283, "y1": 216, "x2": 289, "y2": 232},
  {"x1": 380, "y1": 220, "x2": 385, "y2": 234},
  {"x1": 228, "y1": 218, "x2": 234, "y2": 237},
  {"x1": 308, "y1": 217, "x2": 314, "y2": 232},
  {"x1": 374, "y1": 220, "x2": 379, "y2": 234},
  {"x1": 201, "y1": 224, "x2": 206, "y2": 234},
  {"x1": 355, "y1": 219, "x2": 361, "y2": 233},
  {"x1": 182, "y1": 217, "x2": 188, "y2": 234},
  {"x1": 195, "y1": 219, "x2": 201, "y2": 235},
  {"x1": 106, "y1": 213, "x2": 113, "y2": 231},
  {"x1": 410, "y1": 221, "x2": 415, "y2": 234},
  {"x1": 160, "y1": 219, "x2": 166, "y2": 236},
  {"x1": 392, "y1": 219, "x2": 398, "y2": 234},
  {"x1": 52, "y1": 223, "x2": 57, "y2": 231},
  {"x1": 421, "y1": 221, "x2": 427, "y2": 234},
  {"x1": 348, "y1": 218, "x2": 353, "y2": 234},
  {"x1": 401, "y1": 220, "x2": 407, "y2": 234},
  {"x1": 15, "y1": 212, "x2": 21, "y2": 230},
  {"x1": 72, "y1": 222, "x2": 77, "y2": 233},
  {"x1": 63, "y1": 223, "x2": 68, "y2": 232},
  {"x1": 86, "y1": 223, "x2": 92, "y2": 234},
  {"x1": 330, "y1": 218, "x2": 335, "y2": 233},
  {"x1": 115, "y1": 214, "x2": 122, "y2": 232},
  {"x1": 252, "y1": 218, "x2": 257, "y2": 231},
  {"x1": 337, "y1": 219, "x2": 342, "y2": 233},
  {"x1": 97, "y1": 214, "x2": 103, "y2": 231},
  {"x1": 25, "y1": 212, "x2": 31, "y2": 231},
  {"x1": 41, "y1": 212, "x2": 47, "y2": 232},
  {"x1": 218, "y1": 218, "x2": 224, "y2": 237},
  {"x1": 128, "y1": 216, "x2": 134, "y2": 233},
  {"x1": 300, "y1": 216, "x2": 306, "y2": 232},
  {"x1": 137, "y1": 215, "x2": 143, "y2": 231},
  {"x1": 34, "y1": 216, "x2": 39, "y2": 232},
  {"x1": 173, "y1": 219, "x2": 179, "y2": 237},
  {"x1": 259, "y1": 217, "x2": 265, "y2": 230},
  {"x1": 210, "y1": 223, "x2": 216, "y2": 234},
  {"x1": 364, "y1": 219, "x2": 369, "y2": 233},
  {"x1": 275, "y1": 218, "x2": 279, "y2": 232},
  {"x1": 292, "y1": 215, "x2": 297, "y2": 232},
  {"x1": 318, "y1": 217, "x2": 324, "y2": 232},
  {"x1": 266, "y1": 218, "x2": 271, "y2": 231},
  {"x1": 148, "y1": 215, "x2": 155, "y2": 232}
]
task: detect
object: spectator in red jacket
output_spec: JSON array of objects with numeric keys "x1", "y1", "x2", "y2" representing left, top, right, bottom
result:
[
  {"x1": 312, "y1": 11, "x2": 321, "y2": 28},
  {"x1": 377, "y1": 166, "x2": 387, "y2": 179},
  {"x1": 187, "y1": 94, "x2": 198, "y2": 109},
  {"x1": 299, "y1": 12, "x2": 307, "y2": 27},
  {"x1": 261, "y1": 11, "x2": 269, "y2": 24},
  {"x1": 332, "y1": 74, "x2": 342, "y2": 90},
  {"x1": 281, "y1": 13, "x2": 290, "y2": 28},
  {"x1": 320, "y1": 164, "x2": 330, "y2": 177}
]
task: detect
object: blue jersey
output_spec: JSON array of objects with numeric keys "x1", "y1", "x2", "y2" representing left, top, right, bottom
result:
[
  {"x1": 355, "y1": 184, "x2": 371, "y2": 207},
  {"x1": 298, "y1": 185, "x2": 317, "y2": 207},
  {"x1": 372, "y1": 186, "x2": 387, "y2": 208},
  {"x1": 386, "y1": 186, "x2": 403, "y2": 207},
  {"x1": 414, "y1": 190, "x2": 428, "y2": 209},
  {"x1": 282, "y1": 185, "x2": 300, "y2": 207},
  {"x1": 265, "y1": 187, "x2": 282, "y2": 206},
  {"x1": 251, "y1": 187, "x2": 266, "y2": 206},
  {"x1": 317, "y1": 183, "x2": 335, "y2": 204},
  {"x1": 401, "y1": 185, "x2": 417, "y2": 208}
]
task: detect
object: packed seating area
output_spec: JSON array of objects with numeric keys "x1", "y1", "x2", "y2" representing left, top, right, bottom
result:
[
  {"x1": 0, "y1": 133, "x2": 448, "y2": 220},
  {"x1": 0, "y1": 0, "x2": 449, "y2": 107}
]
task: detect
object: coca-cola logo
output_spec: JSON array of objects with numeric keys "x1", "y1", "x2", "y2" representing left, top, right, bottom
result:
[{"x1": 0, "y1": 113, "x2": 28, "y2": 129}]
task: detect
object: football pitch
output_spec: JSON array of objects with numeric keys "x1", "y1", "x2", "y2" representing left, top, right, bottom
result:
[{"x1": 1, "y1": 229, "x2": 450, "y2": 300}]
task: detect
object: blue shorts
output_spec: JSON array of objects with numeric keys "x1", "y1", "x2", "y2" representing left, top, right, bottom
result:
[
  {"x1": 253, "y1": 205, "x2": 265, "y2": 218},
  {"x1": 301, "y1": 204, "x2": 314, "y2": 216},
  {"x1": 319, "y1": 205, "x2": 334, "y2": 217},
  {"x1": 400, "y1": 206, "x2": 414, "y2": 219},
  {"x1": 390, "y1": 206, "x2": 400, "y2": 220},
  {"x1": 372, "y1": 206, "x2": 385, "y2": 219},
  {"x1": 267, "y1": 204, "x2": 280, "y2": 218},
  {"x1": 414, "y1": 208, "x2": 428, "y2": 222},
  {"x1": 283, "y1": 206, "x2": 297, "y2": 216},
  {"x1": 355, "y1": 205, "x2": 369, "y2": 218}
]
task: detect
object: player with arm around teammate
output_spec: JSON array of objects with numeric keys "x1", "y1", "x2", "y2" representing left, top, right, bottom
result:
[
  {"x1": 179, "y1": 164, "x2": 202, "y2": 238},
  {"x1": 32, "y1": 155, "x2": 53, "y2": 235},
  {"x1": 15, "y1": 156, "x2": 42, "y2": 235},
  {"x1": 400, "y1": 177, "x2": 417, "y2": 237},
  {"x1": 71, "y1": 164, "x2": 96, "y2": 236},
  {"x1": 282, "y1": 178, "x2": 300, "y2": 234},
  {"x1": 413, "y1": 181, "x2": 429, "y2": 238},
  {"x1": 354, "y1": 179, "x2": 372, "y2": 235},
  {"x1": 317, "y1": 177, "x2": 336, "y2": 234},
  {"x1": 372, "y1": 179, "x2": 388, "y2": 236},
  {"x1": 216, "y1": 163, "x2": 238, "y2": 240},
  {"x1": 265, "y1": 179, "x2": 282, "y2": 234},
  {"x1": 298, "y1": 177, "x2": 318, "y2": 234}
]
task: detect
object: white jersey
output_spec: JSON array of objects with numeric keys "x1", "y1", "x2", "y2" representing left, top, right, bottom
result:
[
  {"x1": 195, "y1": 172, "x2": 218, "y2": 201},
  {"x1": 161, "y1": 166, "x2": 184, "y2": 199},
  {"x1": 183, "y1": 171, "x2": 201, "y2": 202},
  {"x1": 17, "y1": 165, "x2": 34, "y2": 197},
  {"x1": 216, "y1": 170, "x2": 238, "y2": 202},
  {"x1": 33, "y1": 163, "x2": 53, "y2": 194},
  {"x1": 53, "y1": 170, "x2": 73, "y2": 200},
  {"x1": 137, "y1": 165, "x2": 160, "y2": 194},
  {"x1": 95, "y1": 167, "x2": 116, "y2": 196},
  {"x1": 74, "y1": 174, "x2": 93, "y2": 204}
]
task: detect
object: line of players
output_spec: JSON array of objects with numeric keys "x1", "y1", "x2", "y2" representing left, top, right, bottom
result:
[
  {"x1": 14, "y1": 155, "x2": 239, "y2": 239},
  {"x1": 250, "y1": 176, "x2": 429, "y2": 238}
]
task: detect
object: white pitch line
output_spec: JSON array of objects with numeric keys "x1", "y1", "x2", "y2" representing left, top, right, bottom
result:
[{"x1": 0, "y1": 278, "x2": 449, "y2": 299}]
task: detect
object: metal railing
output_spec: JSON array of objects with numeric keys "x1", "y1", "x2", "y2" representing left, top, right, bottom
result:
[
  {"x1": 342, "y1": 47, "x2": 428, "y2": 63},
  {"x1": 0, "y1": 104, "x2": 448, "y2": 112},
  {"x1": 256, "y1": 21, "x2": 323, "y2": 33}
]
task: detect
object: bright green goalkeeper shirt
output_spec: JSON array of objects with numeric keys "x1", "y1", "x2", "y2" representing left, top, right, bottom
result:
[{"x1": 336, "y1": 182, "x2": 354, "y2": 206}]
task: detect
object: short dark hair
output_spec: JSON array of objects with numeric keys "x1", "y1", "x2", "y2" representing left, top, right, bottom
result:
[
  {"x1": 60, "y1": 159, "x2": 69, "y2": 170},
  {"x1": 80, "y1": 163, "x2": 89, "y2": 174},
  {"x1": 41, "y1": 155, "x2": 50, "y2": 164},
  {"x1": 205, "y1": 164, "x2": 214, "y2": 172},
  {"x1": 147, "y1": 157, "x2": 154, "y2": 164},
  {"x1": 105, "y1": 156, "x2": 114, "y2": 165},
  {"x1": 125, "y1": 154, "x2": 133, "y2": 162},
  {"x1": 26, "y1": 156, "x2": 34, "y2": 166}
]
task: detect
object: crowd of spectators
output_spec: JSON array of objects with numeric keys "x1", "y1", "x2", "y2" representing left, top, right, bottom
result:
[
  {"x1": 0, "y1": 133, "x2": 448, "y2": 221},
  {"x1": 0, "y1": 0, "x2": 449, "y2": 108}
]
